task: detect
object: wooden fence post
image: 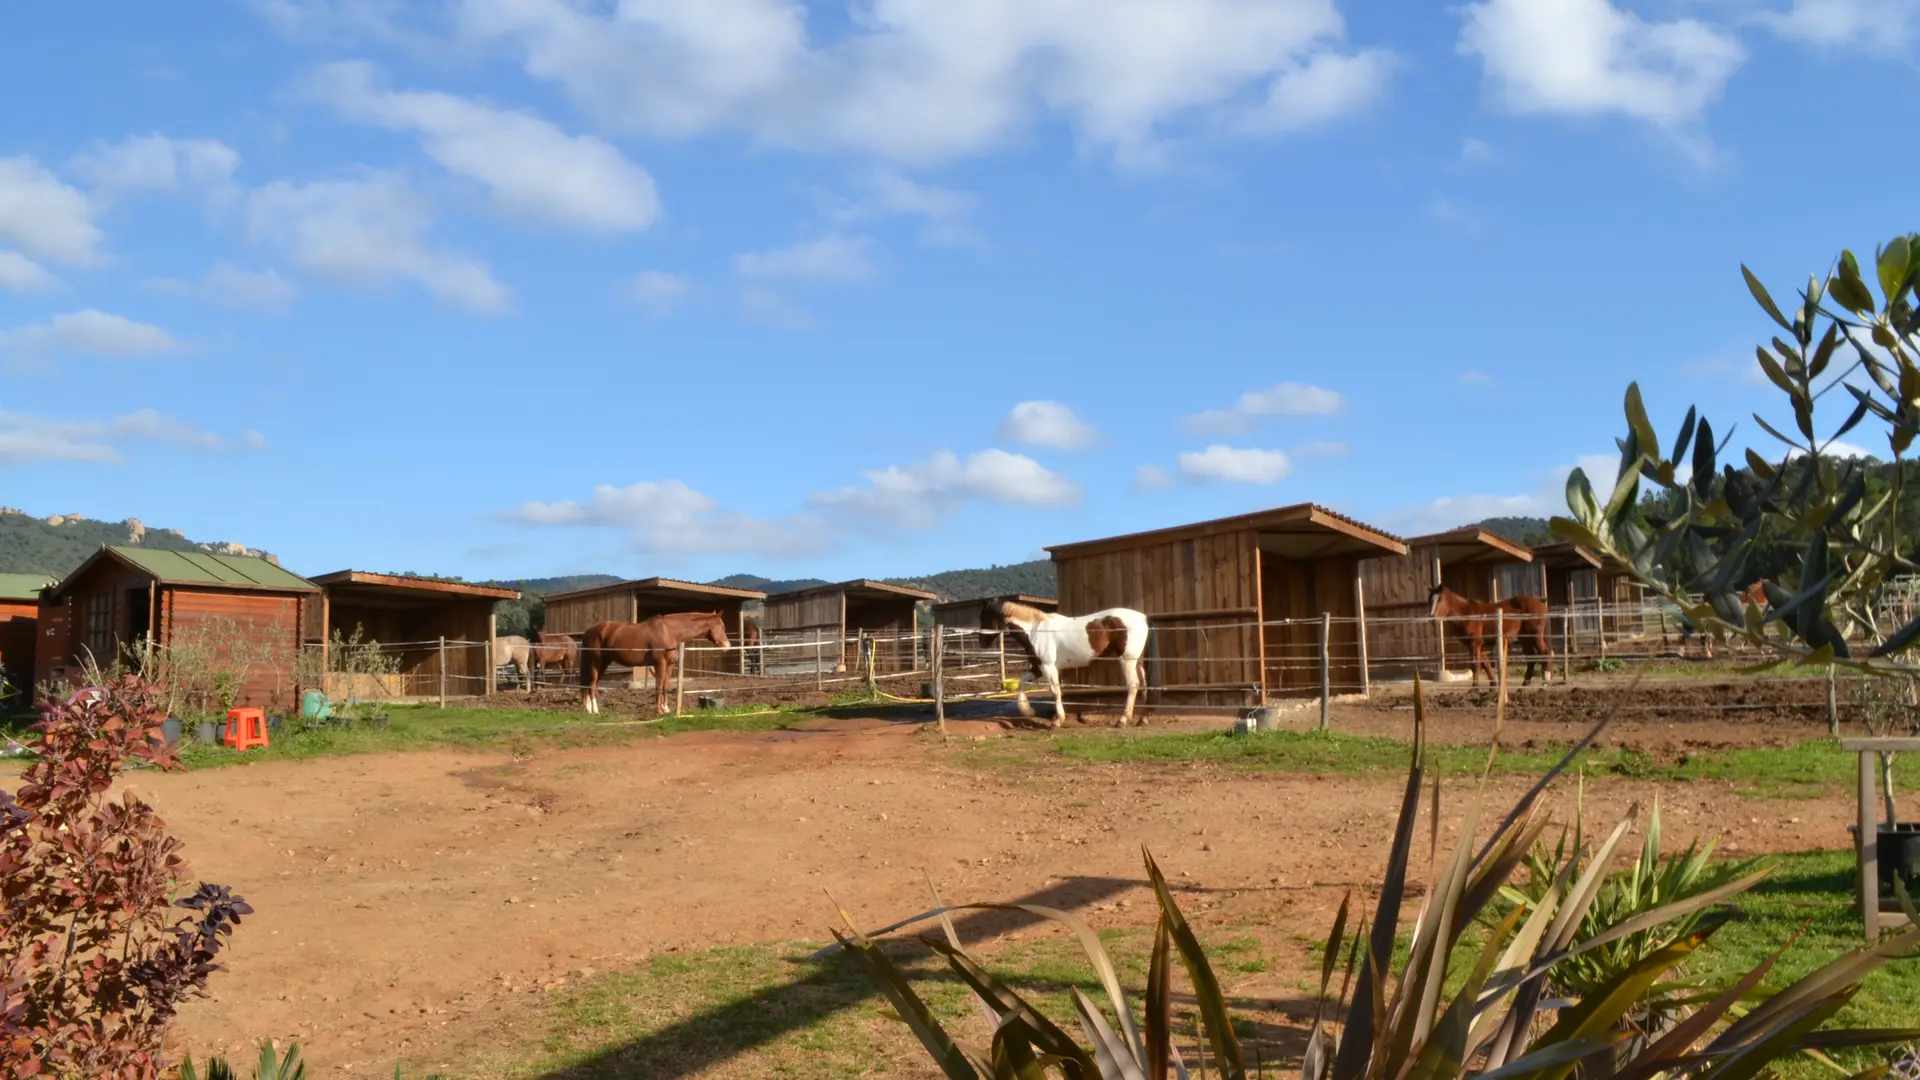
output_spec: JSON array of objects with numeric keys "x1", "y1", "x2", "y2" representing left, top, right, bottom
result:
[
  {"x1": 1828, "y1": 664, "x2": 1839, "y2": 736},
  {"x1": 1318, "y1": 611, "x2": 1331, "y2": 732},
  {"x1": 814, "y1": 629, "x2": 824, "y2": 692},
  {"x1": 1353, "y1": 575, "x2": 1371, "y2": 699},
  {"x1": 486, "y1": 614, "x2": 497, "y2": 697},
  {"x1": 1435, "y1": 611, "x2": 1447, "y2": 682},
  {"x1": 1561, "y1": 609, "x2": 1572, "y2": 680},
  {"x1": 864, "y1": 630, "x2": 876, "y2": 695},
  {"x1": 933, "y1": 628, "x2": 948, "y2": 738},
  {"x1": 1495, "y1": 609, "x2": 1507, "y2": 710},
  {"x1": 437, "y1": 635, "x2": 446, "y2": 709},
  {"x1": 675, "y1": 642, "x2": 685, "y2": 716}
]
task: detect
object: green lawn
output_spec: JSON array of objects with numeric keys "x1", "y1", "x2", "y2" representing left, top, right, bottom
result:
[
  {"x1": 438, "y1": 849, "x2": 1916, "y2": 1080},
  {"x1": 160, "y1": 702, "x2": 807, "y2": 770},
  {"x1": 966, "y1": 728, "x2": 1855, "y2": 799}
]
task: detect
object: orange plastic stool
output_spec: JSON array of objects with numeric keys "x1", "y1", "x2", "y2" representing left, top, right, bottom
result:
[{"x1": 223, "y1": 708, "x2": 269, "y2": 751}]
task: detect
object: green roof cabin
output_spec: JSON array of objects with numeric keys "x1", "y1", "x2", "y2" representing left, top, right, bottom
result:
[
  {"x1": 0, "y1": 572, "x2": 56, "y2": 705},
  {"x1": 36, "y1": 546, "x2": 319, "y2": 709}
]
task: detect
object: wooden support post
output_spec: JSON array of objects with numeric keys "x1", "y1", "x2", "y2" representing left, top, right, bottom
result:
[
  {"x1": 674, "y1": 642, "x2": 685, "y2": 716},
  {"x1": 486, "y1": 613, "x2": 497, "y2": 697},
  {"x1": 1495, "y1": 608, "x2": 1507, "y2": 711},
  {"x1": 933, "y1": 628, "x2": 947, "y2": 738},
  {"x1": 1828, "y1": 664, "x2": 1840, "y2": 737},
  {"x1": 1560, "y1": 609, "x2": 1572, "y2": 680},
  {"x1": 997, "y1": 626, "x2": 1007, "y2": 687},
  {"x1": 143, "y1": 580, "x2": 156, "y2": 672},
  {"x1": 437, "y1": 635, "x2": 447, "y2": 709},
  {"x1": 814, "y1": 628, "x2": 824, "y2": 691},
  {"x1": 1353, "y1": 571, "x2": 1370, "y2": 699},
  {"x1": 865, "y1": 630, "x2": 876, "y2": 695},
  {"x1": 1318, "y1": 611, "x2": 1331, "y2": 731},
  {"x1": 1860, "y1": 747, "x2": 1880, "y2": 940},
  {"x1": 1435, "y1": 611, "x2": 1446, "y2": 681}
]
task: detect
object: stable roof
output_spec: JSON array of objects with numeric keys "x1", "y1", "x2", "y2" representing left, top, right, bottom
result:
[
  {"x1": 774, "y1": 579, "x2": 937, "y2": 602},
  {"x1": 309, "y1": 570, "x2": 521, "y2": 602},
  {"x1": 931, "y1": 593, "x2": 1056, "y2": 613},
  {"x1": 543, "y1": 576, "x2": 767, "y2": 603},
  {"x1": 46, "y1": 546, "x2": 317, "y2": 600},
  {"x1": 1407, "y1": 528, "x2": 1534, "y2": 567},
  {"x1": 0, "y1": 573, "x2": 55, "y2": 602},
  {"x1": 1047, "y1": 503, "x2": 1407, "y2": 561},
  {"x1": 1529, "y1": 541, "x2": 1606, "y2": 571}
]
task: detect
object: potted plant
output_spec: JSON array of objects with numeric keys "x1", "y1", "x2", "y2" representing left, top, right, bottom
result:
[{"x1": 1853, "y1": 675, "x2": 1920, "y2": 896}]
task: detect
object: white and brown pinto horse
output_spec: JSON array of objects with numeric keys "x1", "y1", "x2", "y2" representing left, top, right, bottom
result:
[
  {"x1": 580, "y1": 611, "x2": 730, "y2": 716},
  {"x1": 983, "y1": 599, "x2": 1150, "y2": 727}
]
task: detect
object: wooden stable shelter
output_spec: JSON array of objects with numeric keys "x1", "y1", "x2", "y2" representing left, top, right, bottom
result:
[
  {"x1": 930, "y1": 594, "x2": 1058, "y2": 629},
  {"x1": 35, "y1": 547, "x2": 318, "y2": 708},
  {"x1": 761, "y1": 580, "x2": 936, "y2": 675},
  {"x1": 0, "y1": 573, "x2": 55, "y2": 703},
  {"x1": 1531, "y1": 541, "x2": 1647, "y2": 649},
  {"x1": 1046, "y1": 504, "x2": 1406, "y2": 708},
  {"x1": 540, "y1": 577, "x2": 765, "y2": 675},
  {"x1": 1358, "y1": 528, "x2": 1536, "y2": 682},
  {"x1": 306, "y1": 571, "x2": 521, "y2": 698}
]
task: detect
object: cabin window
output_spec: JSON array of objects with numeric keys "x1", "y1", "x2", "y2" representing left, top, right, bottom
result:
[{"x1": 84, "y1": 590, "x2": 113, "y2": 664}]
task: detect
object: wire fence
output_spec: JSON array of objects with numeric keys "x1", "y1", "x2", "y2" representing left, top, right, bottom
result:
[{"x1": 289, "y1": 599, "x2": 1869, "y2": 726}]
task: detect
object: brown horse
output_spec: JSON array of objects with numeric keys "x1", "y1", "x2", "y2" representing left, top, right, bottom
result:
[
  {"x1": 526, "y1": 629, "x2": 577, "y2": 690},
  {"x1": 580, "y1": 612, "x2": 731, "y2": 715},
  {"x1": 1429, "y1": 585, "x2": 1552, "y2": 688},
  {"x1": 1680, "y1": 580, "x2": 1770, "y2": 659}
]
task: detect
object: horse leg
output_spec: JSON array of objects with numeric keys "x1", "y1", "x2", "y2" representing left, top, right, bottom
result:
[
  {"x1": 1047, "y1": 665, "x2": 1065, "y2": 729},
  {"x1": 1014, "y1": 678, "x2": 1035, "y2": 719},
  {"x1": 1120, "y1": 655, "x2": 1139, "y2": 727},
  {"x1": 582, "y1": 654, "x2": 598, "y2": 714},
  {"x1": 654, "y1": 652, "x2": 672, "y2": 715}
]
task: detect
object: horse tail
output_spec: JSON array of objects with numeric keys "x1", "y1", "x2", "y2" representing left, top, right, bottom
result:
[{"x1": 577, "y1": 624, "x2": 599, "y2": 688}]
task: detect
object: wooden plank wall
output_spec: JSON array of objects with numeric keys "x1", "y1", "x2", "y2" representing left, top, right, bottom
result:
[
  {"x1": 1260, "y1": 554, "x2": 1365, "y2": 696},
  {"x1": 1358, "y1": 550, "x2": 1435, "y2": 682},
  {"x1": 166, "y1": 588, "x2": 307, "y2": 709},
  {"x1": 0, "y1": 600, "x2": 37, "y2": 701},
  {"x1": 1055, "y1": 530, "x2": 1261, "y2": 707},
  {"x1": 327, "y1": 597, "x2": 492, "y2": 698},
  {"x1": 33, "y1": 597, "x2": 71, "y2": 695},
  {"x1": 542, "y1": 591, "x2": 633, "y2": 637},
  {"x1": 1496, "y1": 562, "x2": 1546, "y2": 600},
  {"x1": 763, "y1": 592, "x2": 842, "y2": 632},
  {"x1": 846, "y1": 599, "x2": 918, "y2": 673}
]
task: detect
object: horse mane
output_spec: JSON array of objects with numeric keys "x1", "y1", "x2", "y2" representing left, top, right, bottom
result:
[{"x1": 997, "y1": 600, "x2": 1050, "y2": 624}]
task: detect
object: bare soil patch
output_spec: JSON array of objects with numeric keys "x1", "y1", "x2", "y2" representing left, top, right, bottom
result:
[{"x1": 146, "y1": 707, "x2": 1856, "y2": 1076}]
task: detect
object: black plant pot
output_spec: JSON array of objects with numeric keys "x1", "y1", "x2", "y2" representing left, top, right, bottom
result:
[
  {"x1": 1879, "y1": 823, "x2": 1920, "y2": 894},
  {"x1": 195, "y1": 721, "x2": 219, "y2": 745},
  {"x1": 162, "y1": 718, "x2": 182, "y2": 745}
]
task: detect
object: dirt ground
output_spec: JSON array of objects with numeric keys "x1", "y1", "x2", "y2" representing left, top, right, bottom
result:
[{"x1": 144, "y1": 686, "x2": 1861, "y2": 1077}]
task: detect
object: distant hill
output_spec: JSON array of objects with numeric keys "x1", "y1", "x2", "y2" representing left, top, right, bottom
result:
[
  {"x1": 0, "y1": 508, "x2": 274, "y2": 577},
  {"x1": 1470, "y1": 516, "x2": 1554, "y2": 547},
  {"x1": 494, "y1": 574, "x2": 625, "y2": 595},
  {"x1": 885, "y1": 559, "x2": 1056, "y2": 602},
  {"x1": 708, "y1": 573, "x2": 832, "y2": 594}
]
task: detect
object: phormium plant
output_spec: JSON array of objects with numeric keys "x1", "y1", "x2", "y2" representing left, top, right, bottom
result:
[{"x1": 0, "y1": 675, "x2": 251, "y2": 1079}]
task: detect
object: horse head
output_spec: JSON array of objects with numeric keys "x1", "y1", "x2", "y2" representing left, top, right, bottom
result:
[
  {"x1": 977, "y1": 599, "x2": 1007, "y2": 648},
  {"x1": 705, "y1": 610, "x2": 731, "y2": 649}
]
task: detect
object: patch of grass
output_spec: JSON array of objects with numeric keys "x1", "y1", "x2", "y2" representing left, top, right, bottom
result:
[
  {"x1": 1001, "y1": 728, "x2": 1858, "y2": 799},
  {"x1": 168, "y1": 702, "x2": 805, "y2": 770}
]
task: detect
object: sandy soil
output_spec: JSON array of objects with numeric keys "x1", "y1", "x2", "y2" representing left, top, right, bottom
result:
[{"x1": 145, "y1": 694, "x2": 1857, "y2": 1076}]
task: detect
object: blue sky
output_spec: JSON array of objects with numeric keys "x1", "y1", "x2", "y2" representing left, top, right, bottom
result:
[{"x1": 0, "y1": 0, "x2": 1912, "y2": 583}]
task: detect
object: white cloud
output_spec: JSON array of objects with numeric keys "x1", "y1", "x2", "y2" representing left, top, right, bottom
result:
[
  {"x1": 824, "y1": 170, "x2": 984, "y2": 247},
  {"x1": 1133, "y1": 463, "x2": 1175, "y2": 491},
  {"x1": 246, "y1": 174, "x2": 510, "y2": 312},
  {"x1": 0, "y1": 409, "x2": 239, "y2": 466},
  {"x1": 998, "y1": 401, "x2": 1099, "y2": 451},
  {"x1": 1459, "y1": 0, "x2": 1744, "y2": 133},
  {"x1": 1177, "y1": 444, "x2": 1294, "y2": 484},
  {"x1": 1459, "y1": 136, "x2": 1495, "y2": 165},
  {"x1": 810, "y1": 449, "x2": 1080, "y2": 529},
  {"x1": 0, "y1": 251, "x2": 55, "y2": 292},
  {"x1": 737, "y1": 285, "x2": 814, "y2": 329},
  {"x1": 69, "y1": 135, "x2": 239, "y2": 196},
  {"x1": 147, "y1": 264, "x2": 299, "y2": 312},
  {"x1": 0, "y1": 156, "x2": 102, "y2": 265},
  {"x1": 507, "y1": 478, "x2": 832, "y2": 558},
  {"x1": 0, "y1": 309, "x2": 188, "y2": 367},
  {"x1": 1294, "y1": 440, "x2": 1348, "y2": 456},
  {"x1": 456, "y1": 0, "x2": 1393, "y2": 166},
  {"x1": 1239, "y1": 48, "x2": 1395, "y2": 133},
  {"x1": 1758, "y1": 0, "x2": 1917, "y2": 52},
  {"x1": 734, "y1": 234, "x2": 874, "y2": 283},
  {"x1": 1184, "y1": 381, "x2": 1344, "y2": 435},
  {"x1": 1789, "y1": 439, "x2": 1879, "y2": 461},
  {"x1": 1457, "y1": 370, "x2": 1494, "y2": 384},
  {"x1": 1430, "y1": 197, "x2": 1481, "y2": 233},
  {"x1": 627, "y1": 270, "x2": 691, "y2": 314},
  {"x1": 311, "y1": 61, "x2": 661, "y2": 233},
  {"x1": 1377, "y1": 452, "x2": 1618, "y2": 535}
]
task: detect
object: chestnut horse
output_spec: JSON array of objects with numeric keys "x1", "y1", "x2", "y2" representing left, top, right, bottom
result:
[
  {"x1": 580, "y1": 612, "x2": 731, "y2": 715},
  {"x1": 982, "y1": 599, "x2": 1150, "y2": 727},
  {"x1": 526, "y1": 629, "x2": 577, "y2": 690},
  {"x1": 1677, "y1": 580, "x2": 1770, "y2": 659},
  {"x1": 1428, "y1": 585, "x2": 1552, "y2": 688}
]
